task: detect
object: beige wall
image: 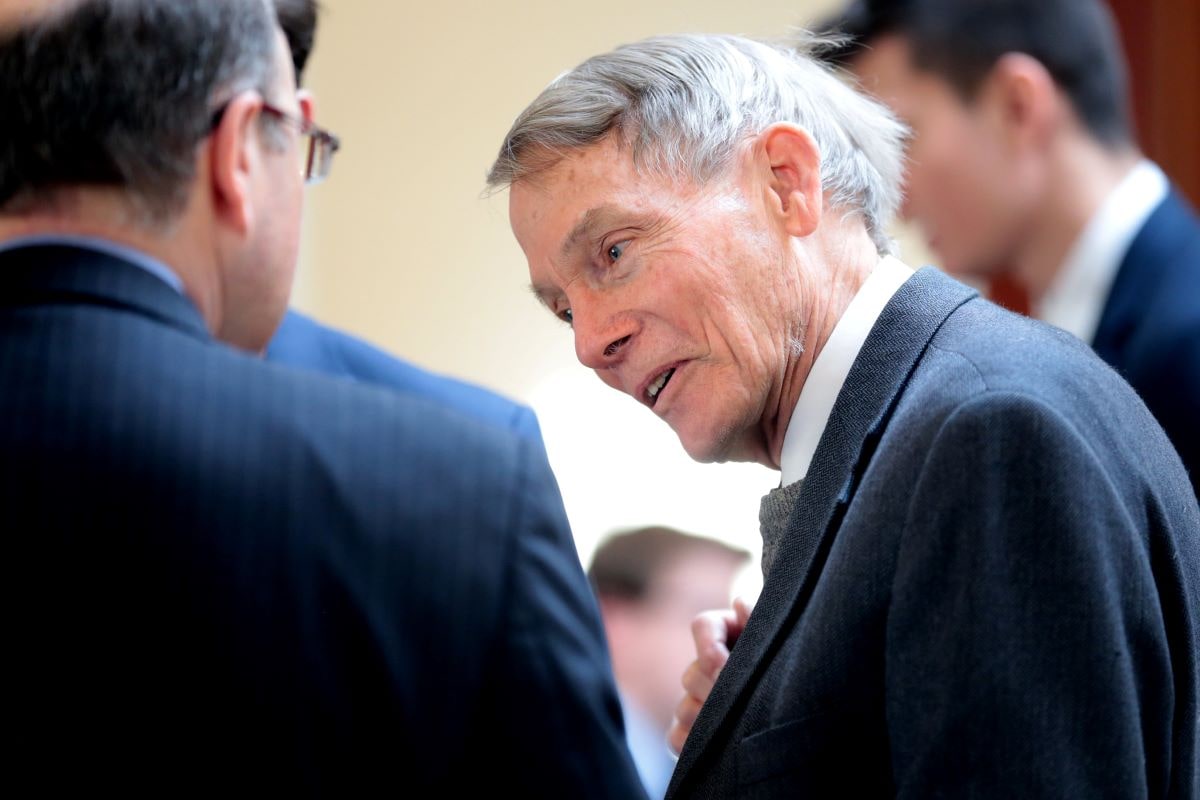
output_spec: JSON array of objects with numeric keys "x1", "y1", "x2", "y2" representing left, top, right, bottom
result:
[{"x1": 295, "y1": 0, "x2": 926, "y2": 584}]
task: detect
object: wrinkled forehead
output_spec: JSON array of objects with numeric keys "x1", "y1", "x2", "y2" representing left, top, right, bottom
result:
[
  {"x1": 508, "y1": 140, "x2": 642, "y2": 246},
  {"x1": 508, "y1": 135, "x2": 717, "y2": 257}
]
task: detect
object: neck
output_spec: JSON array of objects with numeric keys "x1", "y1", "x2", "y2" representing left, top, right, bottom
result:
[
  {"x1": 1011, "y1": 138, "x2": 1140, "y2": 301},
  {"x1": 761, "y1": 225, "x2": 879, "y2": 470},
  {"x1": 0, "y1": 189, "x2": 223, "y2": 332}
]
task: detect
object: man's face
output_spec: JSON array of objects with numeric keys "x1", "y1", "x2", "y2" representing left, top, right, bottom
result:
[
  {"x1": 852, "y1": 34, "x2": 1031, "y2": 278},
  {"x1": 510, "y1": 138, "x2": 802, "y2": 464}
]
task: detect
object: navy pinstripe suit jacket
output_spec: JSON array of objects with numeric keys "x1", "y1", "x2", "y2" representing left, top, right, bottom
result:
[{"x1": 1, "y1": 244, "x2": 644, "y2": 797}]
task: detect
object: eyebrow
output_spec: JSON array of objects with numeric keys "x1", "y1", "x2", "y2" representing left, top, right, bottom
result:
[
  {"x1": 528, "y1": 282, "x2": 560, "y2": 310},
  {"x1": 558, "y1": 204, "x2": 628, "y2": 263}
]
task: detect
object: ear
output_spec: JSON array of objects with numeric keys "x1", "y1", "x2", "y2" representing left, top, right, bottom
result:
[
  {"x1": 985, "y1": 53, "x2": 1062, "y2": 148},
  {"x1": 755, "y1": 123, "x2": 823, "y2": 238},
  {"x1": 206, "y1": 91, "x2": 264, "y2": 236}
]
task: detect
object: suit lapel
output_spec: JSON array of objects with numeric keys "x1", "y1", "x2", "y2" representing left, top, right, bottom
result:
[
  {"x1": 667, "y1": 268, "x2": 977, "y2": 797},
  {"x1": 0, "y1": 244, "x2": 210, "y2": 341}
]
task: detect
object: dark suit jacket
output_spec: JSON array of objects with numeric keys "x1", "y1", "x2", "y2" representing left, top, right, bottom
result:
[
  {"x1": 268, "y1": 310, "x2": 544, "y2": 443},
  {"x1": 668, "y1": 268, "x2": 1200, "y2": 799},
  {"x1": 1094, "y1": 189, "x2": 1200, "y2": 494},
  {"x1": 1, "y1": 244, "x2": 645, "y2": 798}
]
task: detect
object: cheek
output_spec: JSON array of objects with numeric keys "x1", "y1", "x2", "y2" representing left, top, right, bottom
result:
[{"x1": 595, "y1": 368, "x2": 623, "y2": 393}]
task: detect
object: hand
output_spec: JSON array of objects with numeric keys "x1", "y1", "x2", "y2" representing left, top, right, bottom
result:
[{"x1": 667, "y1": 596, "x2": 754, "y2": 754}]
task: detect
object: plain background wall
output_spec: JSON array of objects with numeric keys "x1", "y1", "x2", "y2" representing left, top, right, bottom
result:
[{"x1": 294, "y1": 0, "x2": 931, "y2": 596}]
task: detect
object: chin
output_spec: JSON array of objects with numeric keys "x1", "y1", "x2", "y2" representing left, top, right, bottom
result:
[{"x1": 674, "y1": 423, "x2": 741, "y2": 465}]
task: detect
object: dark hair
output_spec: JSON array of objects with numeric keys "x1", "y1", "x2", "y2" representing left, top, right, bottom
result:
[
  {"x1": 587, "y1": 526, "x2": 749, "y2": 602},
  {"x1": 816, "y1": 0, "x2": 1132, "y2": 145},
  {"x1": 0, "y1": 0, "x2": 280, "y2": 221},
  {"x1": 274, "y1": 0, "x2": 319, "y2": 82}
]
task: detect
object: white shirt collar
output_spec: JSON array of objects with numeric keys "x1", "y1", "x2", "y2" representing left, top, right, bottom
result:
[
  {"x1": 779, "y1": 255, "x2": 914, "y2": 485},
  {"x1": 1034, "y1": 159, "x2": 1168, "y2": 343}
]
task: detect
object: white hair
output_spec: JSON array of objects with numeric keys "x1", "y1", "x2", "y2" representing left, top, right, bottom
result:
[{"x1": 486, "y1": 33, "x2": 909, "y2": 254}]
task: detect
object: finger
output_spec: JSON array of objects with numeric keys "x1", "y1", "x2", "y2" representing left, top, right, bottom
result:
[
  {"x1": 673, "y1": 692, "x2": 703, "y2": 731},
  {"x1": 681, "y1": 659, "x2": 716, "y2": 702},
  {"x1": 733, "y1": 595, "x2": 754, "y2": 629},
  {"x1": 667, "y1": 719, "x2": 689, "y2": 755},
  {"x1": 691, "y1": 610, "x2": 735, "y2": 676}
]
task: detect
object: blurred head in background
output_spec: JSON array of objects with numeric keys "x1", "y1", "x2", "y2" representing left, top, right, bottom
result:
[
  {"x1": 817, "y1": 0, "x2": 1138, "y2": 298},
  {"x1": 588, "y1": 527, "x2": 748, "y2": 767}
]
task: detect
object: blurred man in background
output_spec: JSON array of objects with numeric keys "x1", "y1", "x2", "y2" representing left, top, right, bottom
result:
[
  {"x1": 0, "y1": 1, "x2": 642, "y2": 794},
  {"x1": 589, "y1": 527, "x2": 749, "y2": 798},
  {"x1": 817, "y1": 0, "x2": 1200, "y2": 488}
]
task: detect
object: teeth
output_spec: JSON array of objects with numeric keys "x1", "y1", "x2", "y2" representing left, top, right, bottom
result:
[{"x1": 647, "y1": 368, "x2": 675, "y2": 400}]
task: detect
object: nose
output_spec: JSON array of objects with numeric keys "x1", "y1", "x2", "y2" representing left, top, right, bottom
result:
[{"x1": 572, "y1": 298, "x2": 636, "y2": 371}]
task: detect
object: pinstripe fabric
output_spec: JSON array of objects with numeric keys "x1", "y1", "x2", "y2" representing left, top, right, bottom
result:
[
  {"x1": 667, "y1": 268, "x2": 1200, "y2": 799},
  {"x1": 1, "y1": 244, "x2": 645, "y2": 798}
]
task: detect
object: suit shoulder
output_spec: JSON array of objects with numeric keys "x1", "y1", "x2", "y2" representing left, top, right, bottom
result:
[{"x1": 268, "y1": 311, "x2": 541, "y2": 439}]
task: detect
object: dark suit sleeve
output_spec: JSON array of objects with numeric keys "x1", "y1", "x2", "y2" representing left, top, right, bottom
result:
[
  {"x1": 478, "y1": 435, "x2": 647, "y2": 799},
  {"x1": 885, "y1": 392, "x2": 1176, "y2": 798},
  {"x1": 1126, "y1": 321, "x2": 1200, "y2": 497}
]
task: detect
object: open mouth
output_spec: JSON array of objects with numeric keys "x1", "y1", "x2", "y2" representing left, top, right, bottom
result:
[{"x1": 645, "y1": 367, "x2": 676, "y2": 407}]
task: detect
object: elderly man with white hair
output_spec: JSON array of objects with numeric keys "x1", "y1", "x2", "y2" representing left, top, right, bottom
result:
[{"x1": 490, "y1": 34, "x2": 1200, "y2": 799}]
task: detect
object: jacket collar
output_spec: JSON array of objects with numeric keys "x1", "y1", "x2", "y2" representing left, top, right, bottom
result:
[{"x1": 0, "y1": 243, "x2": 211, "y2": 342}]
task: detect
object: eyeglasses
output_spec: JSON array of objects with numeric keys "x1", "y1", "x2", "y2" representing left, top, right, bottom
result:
[
  {"x1": 209, "y1": 99, "x2": 341, "y2": 185},
  {"x1": 260, "y1": 102, "x2": 341, "y2": 185}
]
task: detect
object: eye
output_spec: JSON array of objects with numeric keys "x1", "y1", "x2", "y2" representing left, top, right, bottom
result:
[
  {"x1": 557, "y1": 307, "x2": 573, "y2": 327},
  {"x1": 606, "y1": 241, "x2": 629, "y2": 263}
]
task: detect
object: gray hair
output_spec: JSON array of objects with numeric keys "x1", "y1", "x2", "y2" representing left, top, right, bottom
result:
[{"x1": 486, "y1": 33, "x2": 908, "y2": 254}]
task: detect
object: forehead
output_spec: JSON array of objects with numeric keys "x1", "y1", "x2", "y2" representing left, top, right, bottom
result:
[
  {"x1": 508, "y1": 138, "x2": 701, "y2": 256},
  {"x1": 510, "y1": 140, "x2": 638, "y2": 229}
]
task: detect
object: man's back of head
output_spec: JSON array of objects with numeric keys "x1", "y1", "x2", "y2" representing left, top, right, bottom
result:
[{"x1": 0, "y1": 0, "x2": 308, "y2": 350}]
